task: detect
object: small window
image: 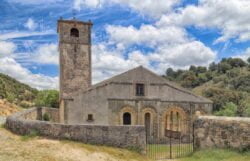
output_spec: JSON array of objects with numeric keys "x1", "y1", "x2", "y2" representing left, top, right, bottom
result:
[
  {"x1": 123, "y1": 112, "x2": 131, "y2": 125},
  {"x1": 136, "y1": 83, "x2": 145, "y2": 96},
  {"x1": 87, "y1": 114, "x2": 94, "y2": 122},
  {"x1": 70, "y1": 28, "x2": 79, "y2": 37}
]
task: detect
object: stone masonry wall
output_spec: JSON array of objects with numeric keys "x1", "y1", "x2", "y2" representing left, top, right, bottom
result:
[
  {"x1": 6, "y1": 107, "x2": 146, "y2": 152},
  {"x1": 194, "y1": 116, "x2": 250, "y2": 150},
  {"x1": 41, "y1": 108, "x2": 59, "y2": 122}
]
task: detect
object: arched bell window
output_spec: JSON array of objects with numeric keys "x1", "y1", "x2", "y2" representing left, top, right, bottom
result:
[{"x1": 70, "y1": 28, "x2": 79, "y2": 37}]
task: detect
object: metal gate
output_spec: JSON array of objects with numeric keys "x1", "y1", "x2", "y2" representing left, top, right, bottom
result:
[{"x1": 146, "y1": 120, "x2": 194, "y2": 160}]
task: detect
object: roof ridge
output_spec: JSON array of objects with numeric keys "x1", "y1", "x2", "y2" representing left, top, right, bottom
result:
[{"x1": 72, "y1": 66, "x2": 212, "y2": 103}]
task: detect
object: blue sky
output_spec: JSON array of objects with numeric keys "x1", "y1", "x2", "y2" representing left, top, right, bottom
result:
[{"x1": 0, "y1": 0, "x2": 250, "y2": 89}]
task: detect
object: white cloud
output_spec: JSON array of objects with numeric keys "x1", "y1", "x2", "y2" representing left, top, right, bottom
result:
[
  {"x1": 151, "y1": 41, "x2": 216, "y2": 68},
  {"x1": 0, "y1": 41, "x2": 58, "y2": 89},
  {"x1": 106, "y1": 24, "x2": 187, "y2": 47},
  {"x1": 0, "y1": 30, "x2": 54, "y2": 40},
  {"x1": 31, "y1": 44, "x2": 58, "y2": 65},
  {"x1": 0, "y1": 57, "x2": 58, "y2": 89},
  {"x1": 74, "y1": 0, "x2": 101, "y2": 10},
  {"x1": 8, "y1": 0, "x2": 63, "y2": 5},
  {"x1": 0, "y1": 41, "x2": 16, "y2": 56},
  {"x1": 159, "y1": 0, "x2": 250, "y2": 43},
  {"x1": 24, "y1": 18, "x2": 37, "y2": 30},
  {"x1": 73, "y1": 0, "x2": 180, "y2": 18},
  {"x1": 92, "y1": 44, "x2": 139, "y2": 83},
  {"x1": 106, "y1": 20, "x2": 217, "y2": 73}
]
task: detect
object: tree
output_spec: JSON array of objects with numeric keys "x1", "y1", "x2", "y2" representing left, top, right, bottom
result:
[
  {"x1": 245, "y1": 105, "x2": 250, "y2": 117},
  {"x1": 230, "y1": 75, "x2": 250, "y2": 92},
  {"x1": 35, "y1": 90, "x2": 59, "y2": 108},
  {"x1": 209, "y1": 62, "x2": 218, "y2": 71},
  {"x1": 218, "y1": 62, "x2": 232, "y2": 73},
  {"x1": 247, "y1": 57, "x2": 250, "y2": 64},
  {"x1": 166, "y1": 68, "x2": 175, "y2": 77},
  {"x1": 196, "y1": 66, "x2": 207, "y2": 73},
  {"x1": 227, "y1": 58, "x2": 246, "y2": 68},
  {"x1": 189, "y1": 65, "x2": 197, "y2": 73},
  {"x1": 202, "y1": 87, "x2": 243, "y2": 111},
  {"x1": 179, "y1": 71, "x2": 199, "y2": 88}
]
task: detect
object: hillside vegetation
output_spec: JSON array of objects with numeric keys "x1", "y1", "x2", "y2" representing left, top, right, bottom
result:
[
  {"x1": 0, "y1": 73, "x2": 38, "y2": 107},
  {"x1": 164, "y1": 57, "x2": 250, "y2": 117},
  {"x1": 0, "y1": 73, "x2": 59, "y2": 111}
]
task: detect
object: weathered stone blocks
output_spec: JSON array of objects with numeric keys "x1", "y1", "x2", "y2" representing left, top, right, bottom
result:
[
  {"x1": 6, "y1": 107, "x2": 146, "y2": 153},
  {"x1": 194, "y1": 116, "x2": 250, "y2": 150}
]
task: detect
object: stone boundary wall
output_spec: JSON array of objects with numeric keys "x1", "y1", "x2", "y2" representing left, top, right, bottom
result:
[
  {"x1": 6, "y1": 107, "x2": 146, "y2": 152},
  {"x1": 194, "y1": 116, "x2": 250, "y2": 150}
]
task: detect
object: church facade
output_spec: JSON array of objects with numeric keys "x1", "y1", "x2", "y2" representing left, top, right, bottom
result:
[{"x1": 58, "y1": 19, "x2": 213, "y2": 139}]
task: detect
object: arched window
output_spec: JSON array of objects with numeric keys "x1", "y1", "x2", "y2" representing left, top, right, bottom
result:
[
  {"x1": 165, "y1": 108, "x2": 186, "y2": 132},
  {"x1": 70, "y1": 28, "x2": 79, "y2": 37},
  {"x1": 145, "y1": 113, "x2": 151, "y2": 136},
  {"x1": 176, "y1": 112, "x2": 180, "y2": 131},
  {"x1": 123, "y1": 112, "x2": 131, "y2": 125}
]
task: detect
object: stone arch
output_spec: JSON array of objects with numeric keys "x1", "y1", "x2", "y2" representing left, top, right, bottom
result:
[
  {"x1": 141, "y1": 107, "x2": 157, "y2": 137},
  {"x1": 70, "y1": 28, "x2": 79, "y2": 37},
  {"x1": 120, "y1": 106, "x2": 137, "y2": 125},
  {"x1": 161, "y1": 106, "x2": 187, "y2": 137}
]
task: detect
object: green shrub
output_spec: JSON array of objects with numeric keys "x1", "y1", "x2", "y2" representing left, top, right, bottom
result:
[
  {"x1": 214, "y1": 102, "x2": 237, "y2": 116},
  {"x1": 19, "y1": 101, "x2": 32, "y2": 108},
  {"x1": 43, "y1": 113, "x2": 50, "y2": 121}
]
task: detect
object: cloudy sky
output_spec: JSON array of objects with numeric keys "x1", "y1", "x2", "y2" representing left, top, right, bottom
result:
[{"x1": 0, "y1": 0, "x2": 250, "y2": 89}]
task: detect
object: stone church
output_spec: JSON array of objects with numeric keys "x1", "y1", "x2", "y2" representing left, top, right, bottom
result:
[{"x1": 57, "y1": 19, "x2": 212, "y2": 139}]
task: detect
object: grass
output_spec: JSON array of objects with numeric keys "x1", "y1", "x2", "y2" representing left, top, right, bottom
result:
[
  {"x1": 21, "y1": 130, "x2": 40, "y2": 141},
  {"x1": 0, "y1": 127, "x2": 151, "y2": 161},
  {"x1": 179, "y1": 149, "x2": 250, "y2": 161},
  {"x1": 147, "y1": 143, "x2": 250, "y2": 161},
  {"x1": 0, "y1": 124, "x2": 5, "y2": 129},
  {"x1": 0, "y1": 125, "x2": 249, "y2": 161}
]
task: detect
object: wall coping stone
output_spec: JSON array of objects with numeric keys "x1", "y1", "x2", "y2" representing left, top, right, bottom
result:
[{"x1": 198, "y1": 116, "x2": 250, "y2": 122}]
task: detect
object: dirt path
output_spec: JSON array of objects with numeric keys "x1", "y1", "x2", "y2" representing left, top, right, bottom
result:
[{"x1": 0, "y1": 127, "x2": 151, "y2": 161}]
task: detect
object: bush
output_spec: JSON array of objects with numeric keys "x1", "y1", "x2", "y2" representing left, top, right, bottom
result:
[
  {"x1": 214, "y1": 102, "x2": 237, "y2": 116},
  {"x1": 19, "y1": 101, "x2": 33, "y2": 108},
  {"x1": 230, "y1": 74, "x2": 250, "y2": 92},
  {"x1": 203, "y1": 88, "x2": 243, "y2": 111},
  {"x1": 43, "y1": 113, "x2": 50, "y2": 121}
]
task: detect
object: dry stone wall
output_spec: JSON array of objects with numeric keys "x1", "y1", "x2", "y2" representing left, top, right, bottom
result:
[
  {"x1": 194, "y1": 116, "x2": 250, "y2": 150},
  {"x1": 6, "y1": 107, "x2": 146, "y2": 152}
]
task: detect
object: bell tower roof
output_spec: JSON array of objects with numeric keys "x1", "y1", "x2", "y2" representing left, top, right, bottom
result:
[{"x1": 57, "y1": 18, "x2": 93, "y2": 33}]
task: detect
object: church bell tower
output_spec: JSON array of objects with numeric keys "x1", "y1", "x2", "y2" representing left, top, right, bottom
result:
[{"x1": 57, "y1": 18, "x2": 92, "y2": 99}]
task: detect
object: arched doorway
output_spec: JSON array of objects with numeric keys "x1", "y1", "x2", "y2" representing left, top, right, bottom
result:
[
  {"x1": 163, "y1": 107, "x2": 187, "y2": 138},
  {"x1": 123, "y1": 112, "x2": 131, "y2": 125},
  {"x1": 144, "y1": 113, "x2": 151, "y2": 136}
]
